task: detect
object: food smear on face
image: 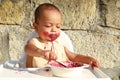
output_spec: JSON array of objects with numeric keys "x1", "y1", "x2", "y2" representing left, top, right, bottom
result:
[
  {"x1": 49, "y1": 61, "x2": 84, "y2": 68},
  {"x1": 44, "y1": 32, "x2": 60, "y2": 41}
]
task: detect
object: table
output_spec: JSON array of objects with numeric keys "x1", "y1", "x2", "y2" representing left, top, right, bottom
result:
[{"x1": 0, "y1": 64, "x2": 111, "y2": 80}]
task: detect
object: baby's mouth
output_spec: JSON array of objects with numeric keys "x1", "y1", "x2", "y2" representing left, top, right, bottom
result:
[{"x1": 44, "y1": 32, "x2": 60, "y2": 41}]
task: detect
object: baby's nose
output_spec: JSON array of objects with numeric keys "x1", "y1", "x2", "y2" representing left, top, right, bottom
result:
[{"x1": 51, "y1": 26, "x2": 57, "y2": 32}]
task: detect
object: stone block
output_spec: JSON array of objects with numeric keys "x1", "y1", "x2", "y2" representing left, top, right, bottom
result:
[
  {"x1": 0, "y1": 0, "x2": 25, "y2": 24},
  {"x1": 101, "y1": 0, "x2": 120, "y2": 29},
  {"x1": 0, "y1": 25, "x2": 9, "y2": 64},
  {"x1": 8, "y1": 26, "x2": 31, "y2": 60},
  {"x1": 53, "y1": 0, "x2": 97, "y2": 30}
]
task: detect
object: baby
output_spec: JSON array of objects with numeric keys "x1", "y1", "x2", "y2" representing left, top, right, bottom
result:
[{"x1": 25, "y1": 3, "x2": 99, "y2": 69}]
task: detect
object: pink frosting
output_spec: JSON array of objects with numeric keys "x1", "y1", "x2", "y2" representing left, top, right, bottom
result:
[
  {"x1": 44, "y1": 32, "x2": 60, "y2": 41},
  {"x1": 49, "y1": 61, "x2": 84, "y2": 68}
]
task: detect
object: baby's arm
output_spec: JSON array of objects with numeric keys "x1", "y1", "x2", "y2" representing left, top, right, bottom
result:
[
  {"x1": 25, "y1": 39, "x2": 42, "y2": 57},
  {"x1": 65, "y1": 47, "x2": 99, "y2": 69},
  {"x1": 25, "y1": 39, "x2": 57, "y2": 61},
  {"x1": 25, "y1": 39, "x2": 44, "y2": 67}
]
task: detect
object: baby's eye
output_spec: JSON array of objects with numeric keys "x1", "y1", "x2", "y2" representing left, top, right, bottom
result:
[
  {"x1": 45, "y1": 25, "x2": 51, "y2": 28},
  {"x1": 56, "y1": 26, "x2": 60, "y2": 29}
]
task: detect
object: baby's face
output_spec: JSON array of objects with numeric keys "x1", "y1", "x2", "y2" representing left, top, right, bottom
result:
[{"x1": 35, "y1": 10, "x2": 62, "y2": 42}]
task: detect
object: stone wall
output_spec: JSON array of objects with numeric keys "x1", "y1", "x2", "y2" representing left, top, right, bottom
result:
[{"x1": 0, "y1": 0, "x2": 120, "y2": 79}]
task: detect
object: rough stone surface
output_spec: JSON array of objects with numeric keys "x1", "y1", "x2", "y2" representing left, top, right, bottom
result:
[
  {"x1": 101, "y1": 0, "x2": 120, "y2": 29},
  {"x1": 53, "y1": 0, "x2": 97, "y2": 30},
  {"x1": 8, "y1": 26, "x2": 31, "y2": 60},
  {"x1": 0, "y1": 26, "x2": 9, "y2": 64},
  {"x1": 0, "y1": 0, "x2": 25, "y2": 24}
]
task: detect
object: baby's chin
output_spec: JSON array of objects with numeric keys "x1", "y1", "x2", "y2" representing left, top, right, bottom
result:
[
  {"x1": 47, "y1": 38, "x2": 57, "y2": 42},
  {"x1": 38, "y1": 37, "x2": 51, "y2": 42},
  {"x1": 44, "y1": 38, "x2": 53, "y2": 42}
]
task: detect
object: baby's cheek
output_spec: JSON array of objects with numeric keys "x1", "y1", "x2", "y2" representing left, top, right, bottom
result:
[{"x1": 44, "y1": 31, "x2": 49, "y2": 36}]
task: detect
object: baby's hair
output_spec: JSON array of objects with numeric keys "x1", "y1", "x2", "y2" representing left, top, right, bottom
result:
[{"x1": 34, "y1": 3, "x2": 61, "y2": 23}]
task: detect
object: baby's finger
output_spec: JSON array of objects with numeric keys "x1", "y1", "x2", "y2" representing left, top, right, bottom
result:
[
  {"x1": 89, "y1": 61, "x2": 93, "y2": 69},
  {"x1": 43, "y1": 53, "x2": 49, "y2": 60},
  {"x1": 49, "y1": 52, "x2": 57, "y2": 60},
  {"x1": 43, "y1": 50, "x2": 51, "y2": 60},
  {"x1": 93, "y1": 61, "x2": 99, "y2": 68},
  {"x1": 90, "y1": 61, "x2": 99, "y2": 69}
]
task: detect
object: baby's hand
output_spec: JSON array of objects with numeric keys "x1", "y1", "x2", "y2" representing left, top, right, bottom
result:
[
  {"x1": 89, "y1": 60, "x2": 99, "y2": 69},
  {"x1": 41, "y1": 50, "x2": 57, "y2": 61},
  {"x1": 88, "y1": 57, "x2": 99, "y2": 69}
]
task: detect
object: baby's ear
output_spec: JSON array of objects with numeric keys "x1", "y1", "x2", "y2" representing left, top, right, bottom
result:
[
  {"x1": 33, "y1": 22, "x2": 38, "y2": 32},
  {"x1": 33, "y1": 22, "x2": 37, "y2": 29}
]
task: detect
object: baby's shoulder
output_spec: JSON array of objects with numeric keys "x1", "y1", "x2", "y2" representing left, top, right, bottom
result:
[{"x1": 27, "y1": 37, "x2": 39, "y2": 44}]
